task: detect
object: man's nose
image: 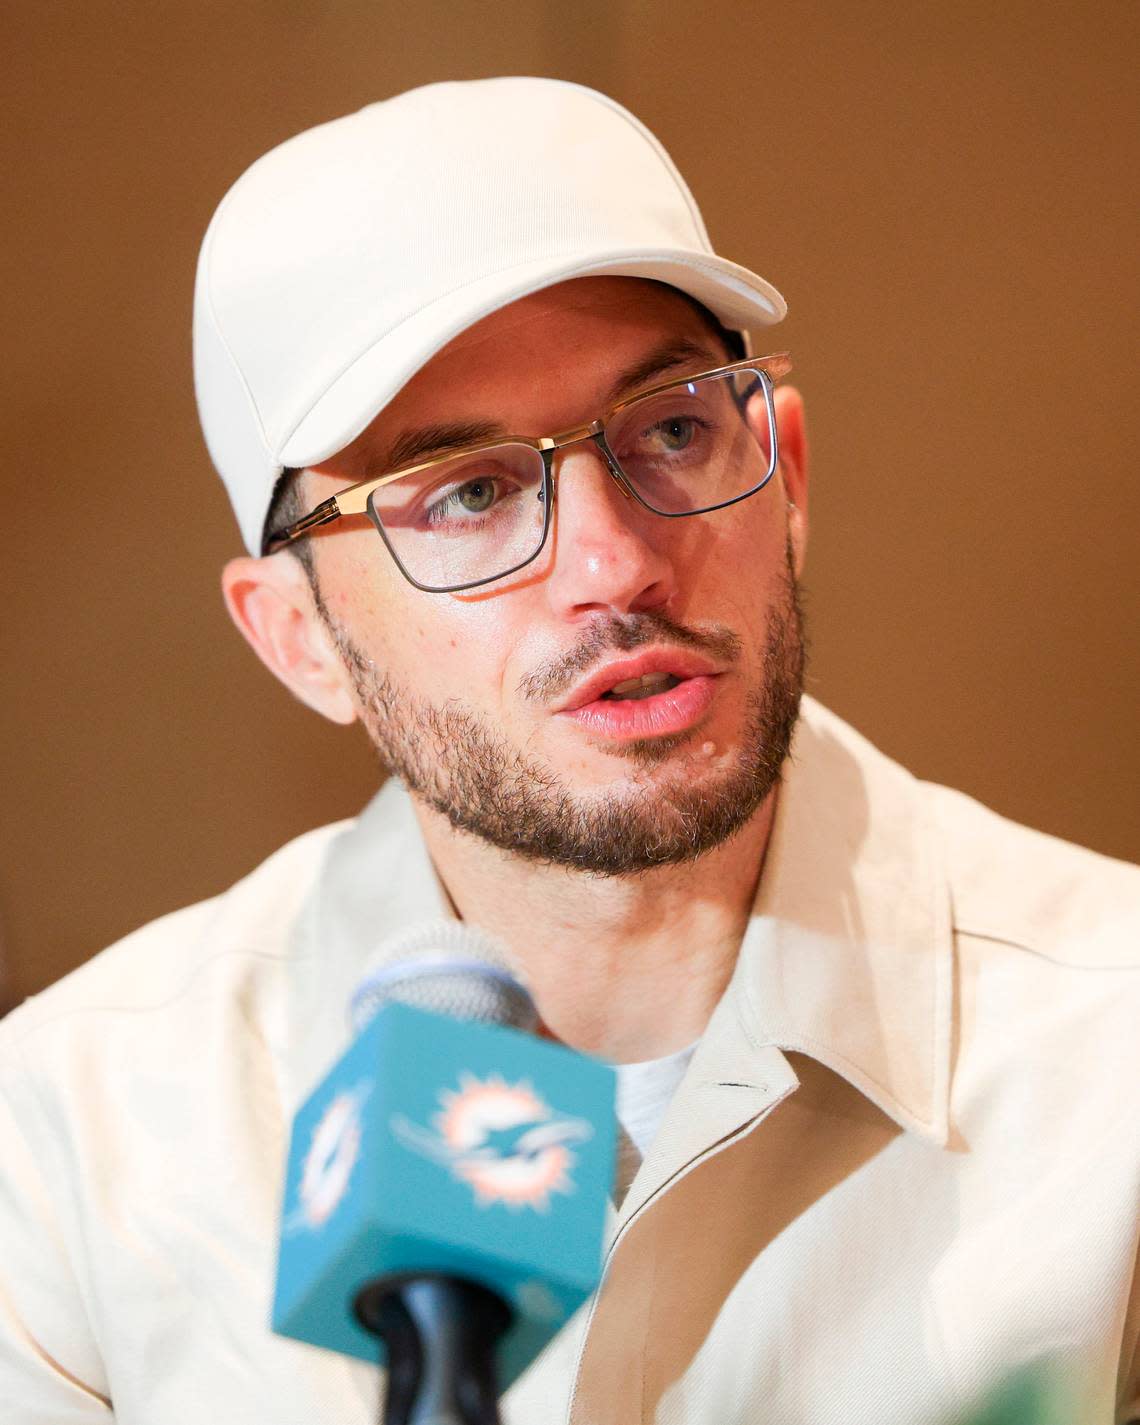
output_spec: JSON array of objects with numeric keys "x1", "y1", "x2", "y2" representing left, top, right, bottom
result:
[{"x1": 543, "y1": 438, "x2": 677, "y2": 619}]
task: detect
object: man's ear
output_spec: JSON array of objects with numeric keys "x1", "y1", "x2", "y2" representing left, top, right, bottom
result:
[
  {"x1": 221, "y1": 554, "x2": 358, "y2": 725},
  {"x1": 773, "y1": 384, "x2": 809, "y2": 577}
]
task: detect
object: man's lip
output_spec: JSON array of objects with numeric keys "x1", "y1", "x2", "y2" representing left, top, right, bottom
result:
[{"x1": 552, "y1": 649, "x2": 724, "y2": 713}]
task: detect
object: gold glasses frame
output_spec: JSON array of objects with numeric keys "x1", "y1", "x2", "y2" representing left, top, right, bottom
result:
[{"x1": 264, "y1": 352, "x2": 792, "y2": 593}]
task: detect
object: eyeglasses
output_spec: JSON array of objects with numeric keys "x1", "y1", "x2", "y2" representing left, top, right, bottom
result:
[{"x1": 265, "y1": 353, "x2": 792, "y2": 593}]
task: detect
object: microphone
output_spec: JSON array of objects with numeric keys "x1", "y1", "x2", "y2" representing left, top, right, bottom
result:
[{"x1": 272, "y1": 921, "x2": 616, "y2": 1424}]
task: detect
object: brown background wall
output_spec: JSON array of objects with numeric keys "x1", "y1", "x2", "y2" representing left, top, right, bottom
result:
[{"x1": 1, "y1": 1, "x2": 1136, "y2": 1010}]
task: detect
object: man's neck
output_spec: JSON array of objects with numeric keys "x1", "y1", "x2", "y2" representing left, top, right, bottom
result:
[{"x1": 409, "y1": 791, "x2": 778, "y2": 1063}]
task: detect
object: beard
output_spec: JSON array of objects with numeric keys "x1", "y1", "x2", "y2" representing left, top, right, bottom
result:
[{"x1": 324, "y1": 543, "x2": 806, "y2": 877}]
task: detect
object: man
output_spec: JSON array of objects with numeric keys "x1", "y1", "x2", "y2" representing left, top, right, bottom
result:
[{"x1": 1, "y1": 77, "x2": 1137, "y2": 1424}]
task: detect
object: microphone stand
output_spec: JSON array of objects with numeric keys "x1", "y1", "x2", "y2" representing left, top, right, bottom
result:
[{"x1": 356, "y1": 1274, "x2": 513, "y2": 1425}]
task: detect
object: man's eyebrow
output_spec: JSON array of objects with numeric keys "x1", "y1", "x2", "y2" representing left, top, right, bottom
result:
[
  {"x1": 378, "y1": 419, "x2": 508, "y2": 474},
  {"x1": 603, "y1": 338, "x2": 726, "y2": 406},
  {"x1": 373, "y1": 338, "x2": 725, "y2": 474}
]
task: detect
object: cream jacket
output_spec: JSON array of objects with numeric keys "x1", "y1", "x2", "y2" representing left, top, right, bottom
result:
[{"x1": 1, "y1": 698, "x2": 1137, "y2": 1423}]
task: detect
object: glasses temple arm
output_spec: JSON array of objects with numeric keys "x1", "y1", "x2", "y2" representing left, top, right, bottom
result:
[
  {"x1": 264, "y1": 496, "x2": 341, "y2": 554},
  {"x1": 759, "y1": 352, "x2": 792, "y2": 382}
]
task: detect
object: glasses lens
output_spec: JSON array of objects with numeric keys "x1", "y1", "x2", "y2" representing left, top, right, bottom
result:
[
  {"x1": 603, "y1": 369, "x2": 776, "y2": 515},
  {"x1": 368, "y1": 442, "x2": 547, "y2": 590}
]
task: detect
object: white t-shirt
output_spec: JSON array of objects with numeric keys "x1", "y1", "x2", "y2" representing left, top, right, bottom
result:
[{"x1": 612, "y1": 1040, "x2": 698, "y2": 1200}]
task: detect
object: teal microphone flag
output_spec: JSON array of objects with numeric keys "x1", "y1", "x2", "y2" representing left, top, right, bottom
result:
[{"x1": 272, "y1": 999, "x2": 616, "y2": 1388}]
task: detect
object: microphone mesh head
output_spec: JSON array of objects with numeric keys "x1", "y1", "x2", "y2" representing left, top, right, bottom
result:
[{"x1": 349, "y1": 920, "x2": 537, "y2": 1035}]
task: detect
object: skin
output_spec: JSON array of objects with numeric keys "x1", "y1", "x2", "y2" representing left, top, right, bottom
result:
[{"x1": 223, "y1": 277, "x2": 809, "y2": 1062}]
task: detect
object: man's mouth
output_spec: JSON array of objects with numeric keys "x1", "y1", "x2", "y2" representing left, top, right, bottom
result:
[
  {"x1": 552, "y1": 649, "x2": 723, "y2": 715},
  {"x1": 599, "y1": 672, "x2": 683, "y2": 702}
]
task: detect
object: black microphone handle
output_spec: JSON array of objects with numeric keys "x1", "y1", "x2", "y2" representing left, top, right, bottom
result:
[{"x1": 356, "y1": 1274, "x2": 513, "y2": 1425}]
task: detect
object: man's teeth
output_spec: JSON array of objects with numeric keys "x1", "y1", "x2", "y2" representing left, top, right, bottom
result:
[{"x1": 601, "y1": 672, "x2": 683, "y2": 701}]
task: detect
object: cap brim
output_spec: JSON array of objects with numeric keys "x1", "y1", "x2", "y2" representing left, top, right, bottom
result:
[{"x1": 278, "y1": 248, "x2": 785, "y2": 471}]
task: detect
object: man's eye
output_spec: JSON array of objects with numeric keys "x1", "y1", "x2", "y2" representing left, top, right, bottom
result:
[
  {"x1": 456, "y1": 479, "x2": 496, "y2": 513},
  {"x1": 654, "y1": 417, "x2": 696, "y2": 451},
  {"x1": 424, "y1": 476, "x2": 505, "y2": 526}
]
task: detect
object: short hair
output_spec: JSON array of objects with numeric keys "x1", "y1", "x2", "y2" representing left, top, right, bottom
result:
[{"x1": 262, "y1": 466, "x2": 313, "y2": 572}]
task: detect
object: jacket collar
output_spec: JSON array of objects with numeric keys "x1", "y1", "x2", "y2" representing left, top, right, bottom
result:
[
  {"x1": 283, "y1": 779, "x2": 453, "y2": 1110},
  {"x1": 285, "y1": 697, "x2": 953, "y2": 1148},
  {"x1": 735, "y1": 696, "x2": 953, "y2": 1145},
  {"x1": 615, "y1": 696, "x2": 953, "y2": 1226}
]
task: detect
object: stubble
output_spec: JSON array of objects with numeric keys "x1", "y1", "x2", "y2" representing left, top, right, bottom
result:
[{"x1": 324, "y1": 543, "x2": 806, "y2": 876}]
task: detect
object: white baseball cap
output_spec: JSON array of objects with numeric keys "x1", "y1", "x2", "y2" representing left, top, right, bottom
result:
[{"x1": 193, "y1": 77, "x2": 787, "y2": 555}]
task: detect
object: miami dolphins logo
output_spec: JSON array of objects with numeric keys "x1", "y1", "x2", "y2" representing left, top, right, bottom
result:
[
  {"x1": 391, "y1": 1073, "x2": 593, "y2": 1211},
  {"x1": 286, "y1": 1081, "x2": 372, "y2": 1233}
]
